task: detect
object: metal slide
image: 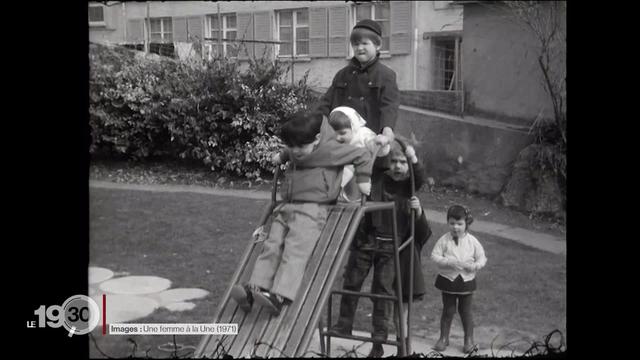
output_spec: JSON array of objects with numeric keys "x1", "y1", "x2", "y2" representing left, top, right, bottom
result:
[{"x1": 196, "y1": 151, "x2": 416, "y2": 357}]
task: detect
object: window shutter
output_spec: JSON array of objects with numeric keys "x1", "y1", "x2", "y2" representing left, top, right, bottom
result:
[
  {"x1": 328, "y1": 6, "x2": 348, "y2": 58},
  {"x1": 253, "y1": 11, "x2": 272, "y2": 58},
  {"x1": 237, "y1": 12, "x2": 255, "y2": 59},
  {"x1": 126, "y1": 19, "x2": 144, "y2": 43},
  {"x1": 390, "y1": 1, "x2": 412, "y2": 54},
  {"x1": 187, "y1": 16, "x2": 204, "y2": 42},
  {"x1": 309, "y1": 7, "x2": 328, "y2": 58},
  {"x1": 173, "y1": 17, "x2": 188, "y2": 42},
  {"x1": 102, "y1": 5, "x2": 112, "y2": 29}
]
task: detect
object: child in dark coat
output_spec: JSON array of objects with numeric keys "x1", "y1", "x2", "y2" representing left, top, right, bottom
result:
[
  {"x1": 334, "y1": 138, "x2": 432, "y2": 357},
  {"x1": 315, "y1": 19, "x2": 399, "y2": 148}
]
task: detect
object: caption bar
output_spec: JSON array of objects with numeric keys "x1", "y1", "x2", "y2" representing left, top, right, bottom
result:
[{"x1": 109, "y1": 323, "x2": 238, "y2": 335}]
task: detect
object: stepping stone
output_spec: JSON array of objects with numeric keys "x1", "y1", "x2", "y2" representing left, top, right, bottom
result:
[
  {"x1": 99, "y1": 275, "x2": 171, "y2": 295},
  {"x1": 162, "y1": 301, "x2": 196, "y2": 312},
  {"x1": 147, "y1": 288, "x2": 209, "y2": 306},
  {"x1": 89, "y1": 267, "x2": 114, "y2": 284}
]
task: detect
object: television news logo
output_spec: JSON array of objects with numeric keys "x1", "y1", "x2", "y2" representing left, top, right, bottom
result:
[
  {"x1": 27, "y1": 295, "x2": 238, "y2": 337},
  {"x1": 27, "y1": 295, "x2": 100, "y2": 337}
]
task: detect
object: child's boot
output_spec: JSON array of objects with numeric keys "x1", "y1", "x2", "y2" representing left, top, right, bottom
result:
[
  {"x1": 230, "y1": 284, "x2": 255, "y2": 313},
  {"x1": 462, "y1": 325, "x2": 475, "y2": 353},
  {"x1": 367, "y1": 343, "x2": 384, "y2": 358},
  {"x1": 433, "y1": 316, "x2": 452, "y2": 352},
  {"x1": 460, "y1": 296, "x2": 475, "y2": 353},
  {"x1": 433, "y1": 337, "x2": 449, "y2": 352},
  {"x1": 329, "y1": 323, "x2": 352, "y2": 337},
  {"x1": 463, "y1": 335, "x2": 475, "y2": 354},
  {"x1": 254, "y1": 291, "x2": 287, "y2": 317}
]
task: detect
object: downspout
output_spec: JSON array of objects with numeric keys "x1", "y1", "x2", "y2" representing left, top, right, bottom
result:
[
  {"x1": 412, "y1": 1, "x2": 418, "y2": 90},
  {"x1": 145, "y1": 1, "x2": 150, "y2": 54},
  {"x1": 217, "y1": 2, "x2": 222, "y2": 58},
  {"x1": 122, "y1": 2, "x2": 126, "y2": 43},
  {"x1": 460, "y1": 35, "x2": 464, "y2": 115}
]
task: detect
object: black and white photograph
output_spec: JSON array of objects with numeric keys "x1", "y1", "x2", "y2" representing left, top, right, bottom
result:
[{"x1": 86, "y1": 1, "x2": 566, "y2": 358}]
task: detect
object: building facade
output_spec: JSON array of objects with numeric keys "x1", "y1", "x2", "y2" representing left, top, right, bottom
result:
[{"x1": 89, "y1": 1, "x2": 464, "y2": 114}]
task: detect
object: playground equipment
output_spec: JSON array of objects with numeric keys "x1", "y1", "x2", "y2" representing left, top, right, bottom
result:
[{"x1": 195, "y1": 142, "x2": 416, "y2": 358}]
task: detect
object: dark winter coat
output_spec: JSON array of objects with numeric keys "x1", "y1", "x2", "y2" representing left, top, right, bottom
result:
[
  {"x1": 279, "y1": 117, "x2": 373, "y2": 204},
  {"x1": 370, "y1": 161, "x2": 432, "y2": 300},
  {"x1": 314, "y1": 54, "x2": 400, "y2": 134}
]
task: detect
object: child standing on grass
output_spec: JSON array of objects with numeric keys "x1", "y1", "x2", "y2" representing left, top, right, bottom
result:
[
  {"x1": 333, "y1": 138, "x2": 432, "y2": 358},
  {"x1": 230, "y1": 110, "x2": 373, "y2": 316},
  {"x1": 431, "y1": 205, "x2": 487, "y2": 353},
  {"x1": 328, "y1": 106, "x2": 390, "y2": 202}
]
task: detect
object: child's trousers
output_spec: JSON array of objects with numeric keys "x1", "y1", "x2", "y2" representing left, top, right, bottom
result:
[
  {"x1": 249, "y1": 203, "x2": 328, "y2": 301},
  {"x1": 335, "y1": 231, "x2": 395, "y2": 342}
]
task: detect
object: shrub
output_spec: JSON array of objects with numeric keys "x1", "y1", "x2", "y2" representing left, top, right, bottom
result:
[{"x1": 89, "y1": 43, "x2": 319, "y2": 180}]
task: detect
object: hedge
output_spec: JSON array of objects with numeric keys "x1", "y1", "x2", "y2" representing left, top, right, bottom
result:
[{"x1": 89, "y1": 43, "x2": 318, "y2": 179}]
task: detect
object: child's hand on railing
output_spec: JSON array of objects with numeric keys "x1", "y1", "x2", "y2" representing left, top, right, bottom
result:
[
  {"x1": 374, "y1": 134, "x2": 390, "y2": 146},
  {"x1": 374, "y1": 135, "x2": 391, "y2": 157},
  {"x1": 252, "y1": 225, "x2": 265, "y2": 242},
  {"x1": 409, "y1": 196, "x2": 423, "y2": 216},
  {"x1": 405, "y1": 145, "x2": 418, "y2": 164},
  {"x1": 382, "y1": 127, "x2": 395, "y2": 143},
  {"x1": 358, "y1": 181, "x2": 371, "y2": 196}
]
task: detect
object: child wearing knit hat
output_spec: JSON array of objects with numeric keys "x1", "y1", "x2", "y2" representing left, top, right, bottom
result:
[
  {"x1": 316, "y1": 18, "x2": 402, "y2": 358},
  {"x1": 315, "y1": 18, "x2": 399, "y2": 152}
]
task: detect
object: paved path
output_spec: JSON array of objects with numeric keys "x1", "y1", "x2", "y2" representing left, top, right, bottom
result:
[{"x1": 90, "y1": 180, "x2": 566, "y2": 255}]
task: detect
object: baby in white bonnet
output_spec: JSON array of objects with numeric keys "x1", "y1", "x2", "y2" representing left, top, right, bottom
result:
[{"x1": 329, "y1": 106, "x2": 391, "y2": 202}]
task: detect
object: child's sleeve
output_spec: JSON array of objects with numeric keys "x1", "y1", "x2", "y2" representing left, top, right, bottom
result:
[
  {"x1": 414, "y1": 211, "x2": 432, "y2": 248},
  {"x1": 352, "y1": 147, "x2": 374, "y2": 184},
  {"x1": 319, "y1": 144, "x2": 374, "y2": 184},
  {"x1": 431, "y1": 236, "x2": 455, "y2": 269},
  {"x1": 379, "y1": 71, "x2": 400, "y2": 132},
  {"x1": 471, "y1": 238, "x2": 487, "y2": 271}
]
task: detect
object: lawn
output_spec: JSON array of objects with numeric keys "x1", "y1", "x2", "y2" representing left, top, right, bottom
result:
[
  {"x1": 89, "y1": 187, "x2": 565, "y2": 358},
  {"x1": 89, "y1": 159, "x2": 566, "y2": 238}
]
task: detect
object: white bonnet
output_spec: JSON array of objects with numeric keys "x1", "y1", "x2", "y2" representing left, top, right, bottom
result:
[{"x1": 329, "y1": 106, "x2": 367, "y2": 130}]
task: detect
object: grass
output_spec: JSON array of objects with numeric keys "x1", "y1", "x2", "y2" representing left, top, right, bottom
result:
[
  {"x1": 89, "y1": 159, "x2": 566, "y2": 237},
  {"x1": 90, "y1": 188, "x2": 269, "y2": 358},
  {"x1": 325, "y1": 222, "x2": 566, "y2": 353},
  {"x1": 89, "y1": 187, "x2": 565, "y2": 358}
]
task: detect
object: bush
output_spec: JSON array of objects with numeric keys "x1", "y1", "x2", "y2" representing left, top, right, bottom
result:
[
  {"x1": 89, "y1": 43, "x2": 318, "y2": 180},
  {"x1": 529, "y1": 118, "x2": 566, "y2": 209}
]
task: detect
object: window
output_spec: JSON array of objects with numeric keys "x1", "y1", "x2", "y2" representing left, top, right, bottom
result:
[
  {"x1": 149, "y1": 17, "x2": 173, "y2": 43},
  {"x1": 207, "y1": 14, "x2": 238, "y2": 58},
  {"x1": 353, "y1": 1, "x2": 390, "y2": 52},
  {"x1": 277, "y1": 9, "x2": 309, "y2": 57},
  {"x1": 88, "y1": 4, "x2": 105, "y2": 27},
  {"x1": 433, "y1": 38, "x2": 461, "y2": 91},
  {"x1": 149, "y1": 43, "x2": 176, "y2": 58}
]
